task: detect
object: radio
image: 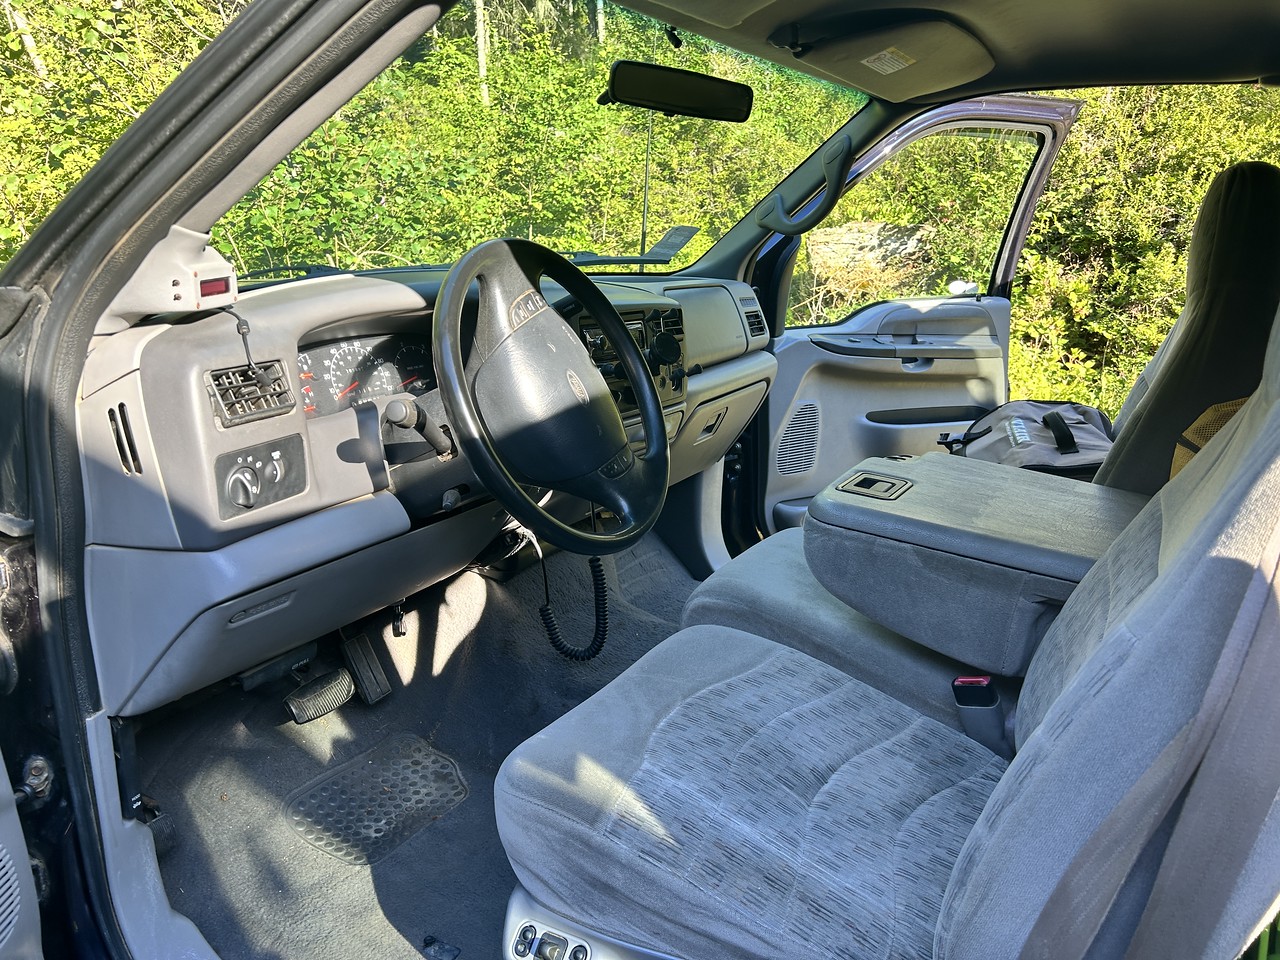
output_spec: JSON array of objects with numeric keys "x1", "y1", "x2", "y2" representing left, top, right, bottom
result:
[{"x1": 579, "y1": 308, "x2": 686, "y2": 413}]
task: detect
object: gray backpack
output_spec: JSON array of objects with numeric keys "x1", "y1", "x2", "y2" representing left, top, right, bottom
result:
[{"x1": 940, "y1": 400, "x2": 1115, "y2": 480}]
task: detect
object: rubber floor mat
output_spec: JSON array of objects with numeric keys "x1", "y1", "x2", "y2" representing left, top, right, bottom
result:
[{"x1": 284, "y1": 734, "x2": 468, "y2": 865}]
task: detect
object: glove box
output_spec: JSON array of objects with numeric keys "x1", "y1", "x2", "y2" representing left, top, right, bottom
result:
[{"x1": 803, "y1": 453, "x2": 1149, "y2": 675}]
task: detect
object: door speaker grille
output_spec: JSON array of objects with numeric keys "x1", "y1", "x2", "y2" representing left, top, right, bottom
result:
[
  {"x1": 0, "y1": 843, "x2": 20, "y2": 949},
  {"x1": 777, "y1": 403, "x2": 820, "y2": 475}
]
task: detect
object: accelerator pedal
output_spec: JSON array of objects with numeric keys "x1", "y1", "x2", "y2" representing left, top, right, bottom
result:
[
  {"x1": 341, "y1": 632, "x2": 392, "y2": 704},
  {"x1": 286, "y1": 667, "x2": 355, "y2": 723}
]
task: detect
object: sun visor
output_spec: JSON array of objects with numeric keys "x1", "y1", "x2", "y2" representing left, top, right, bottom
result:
[{"x1": 796, "y1": 20, "x2": 994, "y2": 102}]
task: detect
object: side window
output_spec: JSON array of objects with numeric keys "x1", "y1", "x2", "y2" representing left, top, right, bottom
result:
[{"x1": 787, "y1": 126, "x2": 1043, "y2": 327}]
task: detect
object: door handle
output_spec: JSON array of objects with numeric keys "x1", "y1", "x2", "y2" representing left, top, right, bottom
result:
[{"x1": 809, "y1": 334, "x2": 1000, "y2": 359}]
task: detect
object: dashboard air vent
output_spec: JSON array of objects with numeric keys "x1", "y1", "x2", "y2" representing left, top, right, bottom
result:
[
  {"x1": 777, "y1": 403, "x2": 820, "y2": 475},
  {"x1": 107, "y1": 403, "x2": 142, "y2": 476},
  {"x1": 206, "y1": 361, "x2": 294, "y2": 427},
  {"x1": 661, "y1": 309, "x2": 684, "y2": 334},
  {"x1": 740, "y1": 296, "x2": 767, "y2": 338}
]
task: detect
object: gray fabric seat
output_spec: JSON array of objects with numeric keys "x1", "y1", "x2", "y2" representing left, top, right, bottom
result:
[
  {"x1": 497, "y1": 628, "x2": 1005, "y2": 960},
  {"x1": 681, "y1": 526, "x2": 984, "y2": 729},
  {"x1": 1096, "y1": 160, "x2": 1280, "y2": 494},
  {"x1": 682, "y1": 161, "x2": 1280, "y2": 700},
  {"x1": 495, "y1": 308, "x2": 1280, "y2": 958}
]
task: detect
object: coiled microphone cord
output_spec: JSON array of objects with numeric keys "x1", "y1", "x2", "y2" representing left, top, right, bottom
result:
[{"x1": 526, "y1": 526, "x2": 609, "y2": 661}]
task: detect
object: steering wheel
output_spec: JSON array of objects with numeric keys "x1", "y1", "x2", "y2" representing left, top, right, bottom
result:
[{"x1": 432, "y1": 239, "x2": 670, "y2": 555}]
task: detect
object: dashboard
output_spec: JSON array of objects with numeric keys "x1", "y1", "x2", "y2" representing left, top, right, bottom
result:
[{"x1": 78, "y1": 265, "x2": 778, "y2": 718}]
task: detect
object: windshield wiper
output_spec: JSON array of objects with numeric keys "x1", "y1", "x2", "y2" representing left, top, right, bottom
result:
[{"x1": 563, "y1": 225, "x2": 698, "y2": 267}]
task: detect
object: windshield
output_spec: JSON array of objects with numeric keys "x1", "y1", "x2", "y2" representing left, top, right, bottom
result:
[{"x1": 219, "y1": 2, "x2": 866, "y2": 280}]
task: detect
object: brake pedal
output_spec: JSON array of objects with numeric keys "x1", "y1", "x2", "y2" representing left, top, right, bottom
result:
[
  {"x1": 286, "y1": 668, "x2": 355, "y2": 723},
  {"x1": 342, "y1": 632, "x2": 392, "y2": 705}
]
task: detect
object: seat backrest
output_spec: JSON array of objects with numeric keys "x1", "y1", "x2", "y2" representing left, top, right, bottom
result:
[
  {"x1": 935, "y1": 302, "x2": 1280, "y2": 958},
  {"x1": 1094, "y1": 160, "x2": 1280, "y2": 495}
]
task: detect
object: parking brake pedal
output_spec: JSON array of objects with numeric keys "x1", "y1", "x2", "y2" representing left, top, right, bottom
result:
[{"x1": 342, "y1": 632, "x2": 392, "y2": 704}]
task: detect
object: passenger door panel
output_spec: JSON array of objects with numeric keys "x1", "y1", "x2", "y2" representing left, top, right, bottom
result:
[
  {"x1": 0, "y1": 745, "x2": 41, "y2": 959},
  {"x1": 759, "y1": 96, "x2": 1079, "y2": 530},
  {"x1": 770, "y1": 296, "x2": 1008, "y2": 528}
]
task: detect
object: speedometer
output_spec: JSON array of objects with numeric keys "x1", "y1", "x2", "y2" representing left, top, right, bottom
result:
[{"x1": 323, "y1": 342, "x2": 397, "y2": 409}]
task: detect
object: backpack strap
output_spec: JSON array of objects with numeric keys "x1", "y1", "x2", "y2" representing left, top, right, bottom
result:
[{"x1": 1041, "y1": 410, "x2": 1079, "y2": 455}]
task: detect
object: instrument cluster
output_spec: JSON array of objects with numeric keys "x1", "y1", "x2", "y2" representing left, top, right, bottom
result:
[{"x1": 297, "y1": 335, "x2": 435, "y2": 418}]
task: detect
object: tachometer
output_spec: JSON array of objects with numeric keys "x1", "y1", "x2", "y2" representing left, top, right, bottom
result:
[{"x1": 393, "y1": 342, "x2": 434, "y2": 395}]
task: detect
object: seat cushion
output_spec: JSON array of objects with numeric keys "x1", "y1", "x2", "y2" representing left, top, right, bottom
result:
[
  {"x1": 495, "y1": 625, "x2": 1006, "y2": 960},
  {"x1": 681, "y1": 527, "x2": 999, "y2": 730}
]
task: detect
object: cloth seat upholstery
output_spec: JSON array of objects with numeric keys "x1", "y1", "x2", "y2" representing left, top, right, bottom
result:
[
  {"x1": 682, "y1": 160, "x2": 1280, "y2": 688},
  {"x1": 495, "y1": 304, "x2": 1280, "y2": 958},
  {"x1": 680, "y1": 526, "x2": 989, "y2": 730},
  {"x1": 1097, "y1": 160, "x2": 1280, "y2": 493},
  {"x1": 496, "y1": 627, "x2": 1005, "y2": 960}
]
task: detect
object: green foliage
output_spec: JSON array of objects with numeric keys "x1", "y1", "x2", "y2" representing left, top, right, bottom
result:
[
  {"x1": 5, "y1": 0, "x2": 1280, "y2": 412},
  {"x1": 216, "y1": 4, "x2": 864, "y2": 274},
  {"x1": 787, "y1": 127, "x2": 1040, "y2": 324},
  {"x1": 1013, "y1": 85, "x2": 1280, "y2": 409},
  {"x1": 0, "y1": 0, "x2": 240, "y2": 257}
]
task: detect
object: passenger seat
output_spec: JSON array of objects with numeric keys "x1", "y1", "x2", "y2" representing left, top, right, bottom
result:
[
  {"x1": 681, "y1": 161, "x2": 1280, "y2": 725},
  {"x1": 1096, "y1": 160, "x2": 1280, "y2": 493}
]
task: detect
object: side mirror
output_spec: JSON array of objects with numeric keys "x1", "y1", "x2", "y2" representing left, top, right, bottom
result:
[{"x1": 598, "y1": 60, "x2": 753, "y2": 123}]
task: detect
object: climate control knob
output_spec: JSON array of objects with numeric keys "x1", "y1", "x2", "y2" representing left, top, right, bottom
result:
[{"x1": 226, "y1": 465, "x2": 261, "y2": 509}]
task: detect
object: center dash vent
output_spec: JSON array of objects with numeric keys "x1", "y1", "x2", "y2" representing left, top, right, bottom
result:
[
  {"x1": 206, "y1": 361, "x2": 294, "y2": 427},
  {"x1": 661, "y1": 309, "x2": 684, "y2": 334},
  {"x1": 740, "y1": 297, "x2": 767, "y2": 338}
]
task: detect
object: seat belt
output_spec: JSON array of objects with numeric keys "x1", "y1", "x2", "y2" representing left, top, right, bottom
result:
[{"x1": 1018, "y1": 521, "x2": 1280, "y2": 960}]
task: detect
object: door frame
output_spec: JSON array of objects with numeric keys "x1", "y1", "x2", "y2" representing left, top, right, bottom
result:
[{"x1": 732, "y1": 95, "x2": 1080, "y2": 545}]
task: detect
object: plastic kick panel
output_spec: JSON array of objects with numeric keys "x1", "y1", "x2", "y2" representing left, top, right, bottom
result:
[
  {"x1": 0, "y1": 843, "x2": 20, "y2": 948},
  {"x1": 284, "y1": 734, "x2": 468, "y2": 865}
]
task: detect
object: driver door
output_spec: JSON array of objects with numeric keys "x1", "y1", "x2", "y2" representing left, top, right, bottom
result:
[{"x1": 757, "y1": 96, "x2": 1079, "y2": 530}]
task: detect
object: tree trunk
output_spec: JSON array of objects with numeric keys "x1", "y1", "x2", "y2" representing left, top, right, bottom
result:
[
  {"x1": 595, "y1": 0, "x2": 605, "y2": 44},
  {"x1": 475, "y1": 0, "x2": 490, "y2": 106},
  {"x1": 3, "y1": 1, "x2": 48, "y2": 80}
]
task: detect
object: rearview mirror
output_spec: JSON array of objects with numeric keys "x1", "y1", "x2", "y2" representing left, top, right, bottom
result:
[{"x1": 598, "y1": 60, "x2": 753, "y2": 123}]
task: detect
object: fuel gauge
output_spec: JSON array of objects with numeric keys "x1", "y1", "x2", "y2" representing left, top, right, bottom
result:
[{"x1": 297, "y1": 351, "x2": 320, "y2": 418}]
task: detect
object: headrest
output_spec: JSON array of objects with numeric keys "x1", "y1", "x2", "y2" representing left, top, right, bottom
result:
[
  {"x1": 1184, "y1": 161, "x2": 1280, "y2": 401},
  {"x1": 1187, "y1": 161, "x2": 1280, "y2": 299}
]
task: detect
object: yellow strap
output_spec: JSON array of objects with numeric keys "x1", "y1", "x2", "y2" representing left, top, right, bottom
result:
[{"x1": 1171, "y1": 397, "x2": 1249, "y2": 478}]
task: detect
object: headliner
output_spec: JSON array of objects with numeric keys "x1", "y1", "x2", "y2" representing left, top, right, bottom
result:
[{"x1": 620, "y1": 0, "x2": 1280, "y2": 103}]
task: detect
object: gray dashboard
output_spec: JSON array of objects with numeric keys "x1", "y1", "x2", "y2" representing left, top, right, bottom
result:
[{"x1": 78, "y1": 269, "x2": 776, "y2": 716}]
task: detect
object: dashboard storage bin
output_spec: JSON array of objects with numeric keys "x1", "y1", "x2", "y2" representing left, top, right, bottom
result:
[{"x1": 803, "y1": 452, "x2": 1148, "y2": 675}]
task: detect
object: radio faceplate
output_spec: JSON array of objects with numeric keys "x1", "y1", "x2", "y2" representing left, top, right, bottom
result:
[{"x1": 579, "y1": 307, "x2": 686, "y2": 413}]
